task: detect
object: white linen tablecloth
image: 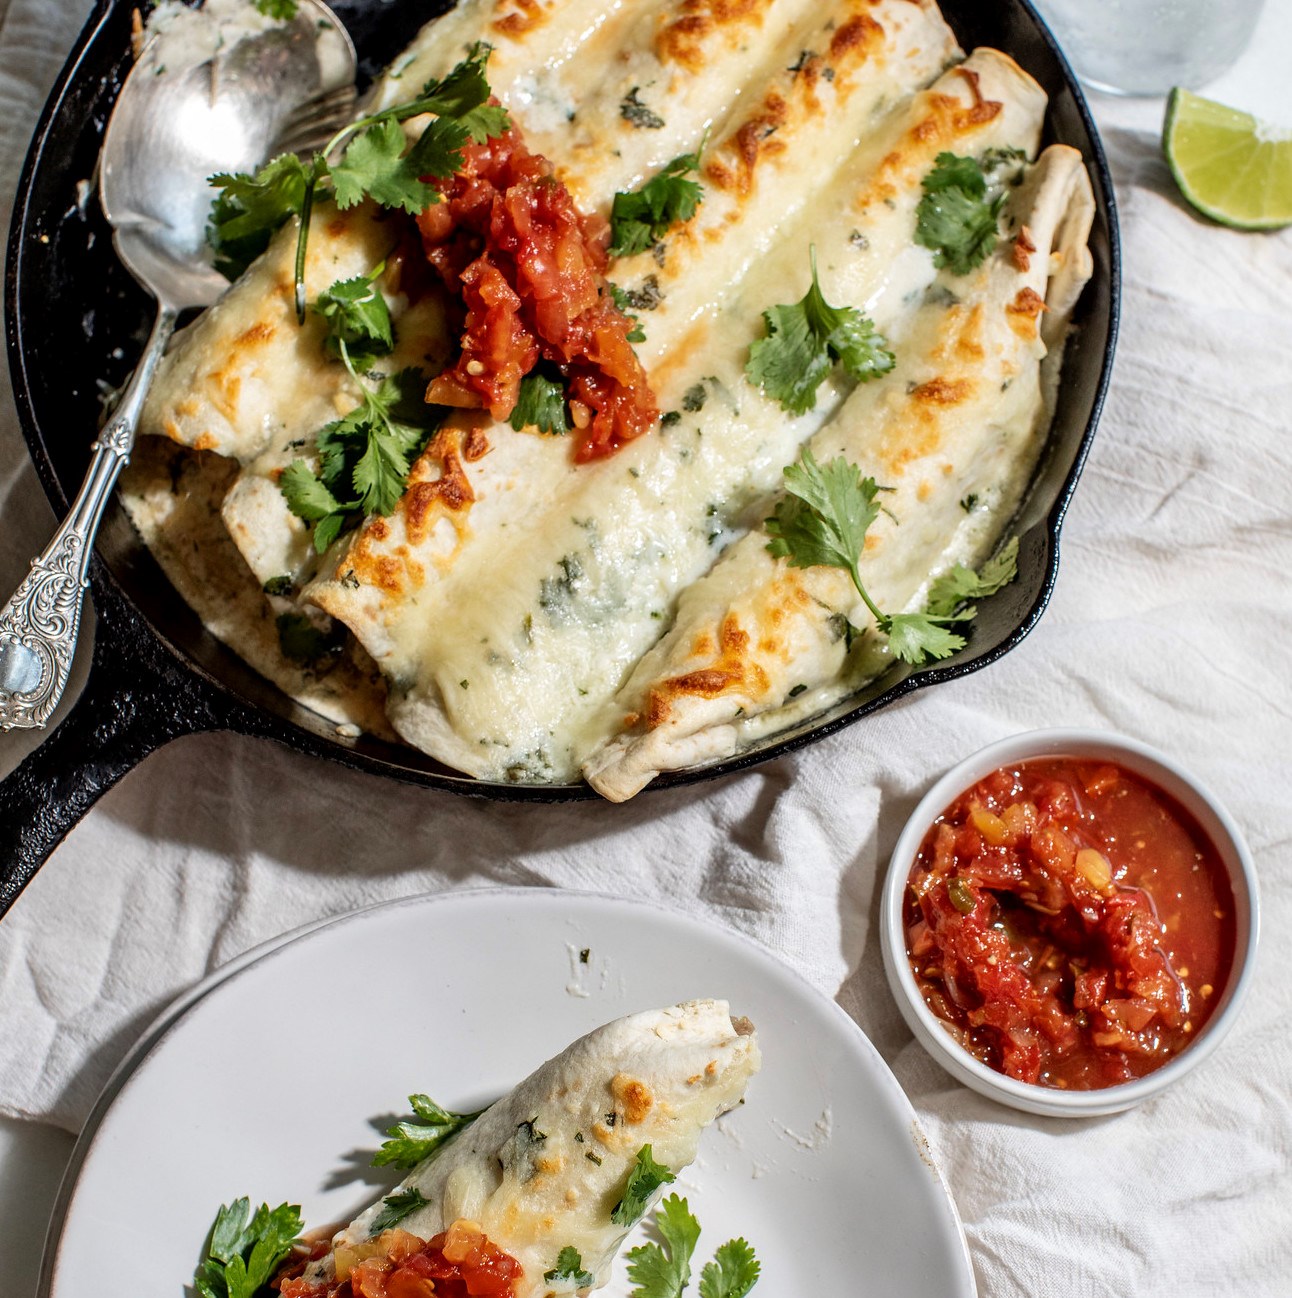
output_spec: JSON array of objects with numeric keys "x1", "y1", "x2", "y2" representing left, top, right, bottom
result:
[{"x1": 1, "y1": 2, "x2": 1289, "y2": 1293}]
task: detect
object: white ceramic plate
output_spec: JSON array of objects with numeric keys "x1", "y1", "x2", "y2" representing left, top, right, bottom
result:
[{"x1": 45, "y1": 889, "x2": 974, "y2": 1297}]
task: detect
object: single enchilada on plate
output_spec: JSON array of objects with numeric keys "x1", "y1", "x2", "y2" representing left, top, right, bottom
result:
[
  {"x1": 100, "y1": 0, "x2": 1095, "y2": 797},
  {"x1": 39, "y1": 890, "x2": 978, "y2": 1298}
]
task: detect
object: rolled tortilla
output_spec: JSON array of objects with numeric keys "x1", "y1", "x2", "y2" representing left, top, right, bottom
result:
[
  {"x1": 306, "y1": 49, "x2": 1047, "y2": 782},
  {"x1": 583, "y1": 144, "x2": 1096, "y2": 800},
  {"x1": 146, "y1": 0, "x2": 958, "y2": 591},
  {"x1": 301, "y1": 1000, "x2": 759, "y2": 1297}
]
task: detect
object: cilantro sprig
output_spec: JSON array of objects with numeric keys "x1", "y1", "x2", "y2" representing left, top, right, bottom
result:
[
  {"x1": 279, "y1": 353, "x2": 438, "y2": 552},
  {"x1": 745, "y1": 248, "x2": 894, "y2": 415},
  {"x1": 193, "y1": 1198, "x2": 303, "y2": 1298},
  {"x1": 914, "y1": 152, "x2": 1004, "y2": 276},
  {"x1": 207, "y1": 45, "x2": 509, "y2": 312},
  {"x1": 611, "y1": 1144, "x2": 677, "y2": 1227},
  {"x1": 545, "y1": 1245, "x2": 597, "y2": 1288},
  {"x1": 207, "y1": 154, "x2": 310, "y2": 280},
  {"x1": 372, "y1": 1093, "x2": 486, "y2": 1169},
  {"x1": 609, "y1": 143, "x2": 705, "y2": 257},
  {"x1": 312, "y1": 263, "x2": 393, "y2": 364},
  {"x1": 700, "y1": 1238, "x2": 761, "y2": 1298},
  {"x1": 254, "y1": 0, "x2": 298, "y2": 18},
  {"x1": 626, "y1": 1195, "x2": 760, "y2": 1298},
  {"x1": 765, "y1": 446, "x2": 1018, "y2": 664}
]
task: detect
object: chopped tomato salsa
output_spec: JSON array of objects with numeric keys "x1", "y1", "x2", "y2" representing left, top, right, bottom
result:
[
  {"x1": 415, "y1": 120, "x2": 657, "y2": 461},
  {"x1": 277, "y1": 1221, "x2": 523, "y2": 1298},
  {"x1": 904, "y1": 758, "x2": 1236, "y2": 1089}
]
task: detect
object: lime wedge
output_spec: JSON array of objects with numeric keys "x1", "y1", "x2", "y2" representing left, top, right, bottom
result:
[{"x1": 1163, "y1": 88, "x2": 1292, "y2": 230}]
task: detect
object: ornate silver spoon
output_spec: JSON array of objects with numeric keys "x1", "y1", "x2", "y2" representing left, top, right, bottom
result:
[{"x1": 0, "y1": 0, "x2": 356, "y2": 730}]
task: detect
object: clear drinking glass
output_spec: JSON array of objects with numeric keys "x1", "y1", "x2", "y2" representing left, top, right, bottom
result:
[{"x1": 1032, "y1": 0, "x2": 1266, "y2": 96}]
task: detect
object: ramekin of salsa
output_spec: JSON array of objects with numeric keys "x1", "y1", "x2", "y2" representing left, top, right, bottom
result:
[{"x1": 880, "y1": 730, "x2": 1259, "y2": 1117}]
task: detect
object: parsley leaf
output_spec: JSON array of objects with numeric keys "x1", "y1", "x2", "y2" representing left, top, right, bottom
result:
[
  {"x1": 370, "y1": 1187, "x2": 430, "y2": 1233},
  {"x1": 699, "y1": 1238, "x2": 761, "y2": 1298},
  {"x1": 609, "y1": 147, "x2": 705, "y2": 257},
  {"x1": 254, "y1": 0, "x2": 298, "y2": 17},
  {"x1": 207, "y1": 154, "x2": 310, "y2": 280},
  {"x1": 545, "y1": 1246, "x2": 596, "y2": 1288},
  {"x1": 312, "y1": 266, "x2": 393, "y2": 364},
  {"x1": 745, "y1": 248, "x2": 894, "y2": 414},
  {"x1": 510, "y1": 368, "x2": 570, "y2": 435},
  {"x1": 612, "y1": 1144, "x2": 677, "y2": 1227},
  {"x1": 914, "y1": 152, "x2": 1004, "y2": 276},
  {"x1": 626, "y1": 1194, "x2": 701, "y2": 1298},
  {"x1": 193, "y1": 1198, "x2": 302, "y2": 1298},
  {"x1": 765, "y1": 448, "x2": 1019, "y2": 664},
  {"x1": 373, "y1": 1094, "x2": 486, "y2": 1169}
]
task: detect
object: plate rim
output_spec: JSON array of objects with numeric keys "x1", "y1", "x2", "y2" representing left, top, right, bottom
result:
[{"x1": 40, "y1": 885, "x2": 977, "y2": 1298}]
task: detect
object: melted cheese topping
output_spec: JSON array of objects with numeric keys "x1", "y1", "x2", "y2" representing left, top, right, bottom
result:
[
  {"x1": 311, "y1": 49, "x2": 1046, "y2": 782},
  {"x1": 131, "y1": 0, "x2": 1094, "y2": 796},
  {"x1": 585, "y1": 144, "x2": 1096, "y2": 799}
]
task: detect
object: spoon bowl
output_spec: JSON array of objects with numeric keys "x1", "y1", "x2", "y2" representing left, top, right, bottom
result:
[
  {"x1": 0, "y1": 0, "x2": 356, "y2": 731},
  {"x1": 101, "y1": 1, "x2": 356, "y2": 310}
]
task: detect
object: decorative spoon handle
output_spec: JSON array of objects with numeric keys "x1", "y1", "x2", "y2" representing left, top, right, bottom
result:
[{"x1": 0, "y1": 305, "x2": 177, "y2": 731}]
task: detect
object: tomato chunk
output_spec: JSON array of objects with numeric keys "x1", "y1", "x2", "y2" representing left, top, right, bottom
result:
[
  {"x1": 276, "y1": 1221, "x2": 523, "y2": 1298},
  {"x1": 418, "y1": 122, "x2": 656, "y2": 461}
]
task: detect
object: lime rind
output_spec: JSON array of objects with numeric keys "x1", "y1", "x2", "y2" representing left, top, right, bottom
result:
[{"x1": 1163, "y1": 87, "x2": 1292, "y2": 231}]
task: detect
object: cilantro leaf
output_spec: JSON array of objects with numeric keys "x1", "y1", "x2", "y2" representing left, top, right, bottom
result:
[
  {"x1": 280, "y1": 360, "x2": 439, "y2": 552},
  {"x1": 882, "y1": 612, "x2": 968, "y2": 663},
  {"x1": 746, "y1": 248, "x2": 894, "y2": 414},
  {"x1": 373, "y1": 1094, "x2": 486, "y2": 1169},
  {"x1": 766, "y1": 446, "x2": 880, "y2": 590},
  {"x1": 626, "y1": 1194, "x2": 701, "y2": 1298},
  {"x1": 194, "y1": 1198, "x2": 302, "y2": 1298},
  {"x1": 926, "y1": 536, "x2": 1019, "y2": 617},
  {"x1": 313, "y1": 268, "x2": 394, "y2": 363},
  {"x1": 607, "y1": 283, "x2": 646, "y2": 342},
  {"x1": 276, "y1": 611, "x2": 345, "y2": 666},
  {"x1": 207, "y1": 154, "x2": 310, "y2": 280},
  {"x1": 254, "y1": 0, "x2": 297, "y2": 17},
  {"x1": 510, "y1": 368, "x2": 570, "y2": 435},
  {"x1": 609, "y1": 149, "x2": 705, "y2": 257},
  {"x1": 765, "y1": 447, "x2": 1019, "y2": 664},
  {"x1": 370, "y1": 1187, "x2": 430, "y2": 1233},
  {"x1": 699, "y1": 1238, "x2": 761, "y2": 1298},
  {"x1": 612, "y1": 1144, "x2": 677, "y2": 1227},
  {"x1": 331, "y1": 115, "x2": 467, "y2": 214},
  {"x1": 914, "y1": 151, "x2": 1004, "y2": 276},
  {"x1": 419, "y1": 42, "x2": 511, "y2": 143},
  {"x1": 545, "y1": 1245, "x2": 596, "y2": 1288},
  {"x1": 621, "y1": 87, "x2": 666, "y2": 130},
  {"x1": 279, "y1": 459, "x2": 344, "y2": 521}
]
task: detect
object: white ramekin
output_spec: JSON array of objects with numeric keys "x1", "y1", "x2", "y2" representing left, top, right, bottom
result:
[{"x1": 879, "y1": 728, "x2": 1260, "y2": 1118}]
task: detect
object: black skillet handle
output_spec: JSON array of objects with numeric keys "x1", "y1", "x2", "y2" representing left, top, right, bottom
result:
[{"x1": 0, "y1": 567, "x2": 224, "y2": 917}]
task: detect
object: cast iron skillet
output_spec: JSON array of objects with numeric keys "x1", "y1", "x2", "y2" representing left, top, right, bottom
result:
[{"x1": 0, "y1": 0, "x2": 1119, "y2": 914}]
